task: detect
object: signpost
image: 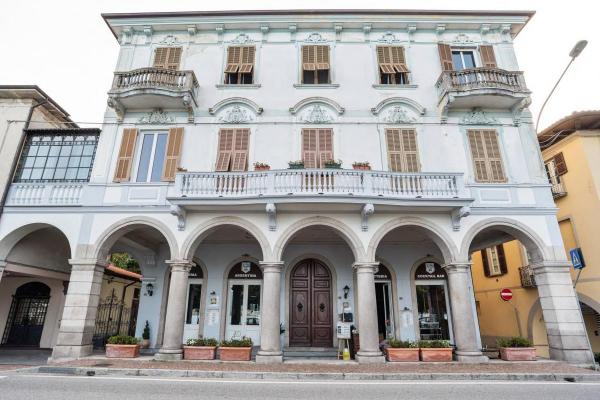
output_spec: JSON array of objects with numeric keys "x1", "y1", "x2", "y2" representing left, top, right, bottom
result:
[
  {"x1": 500, "y1": 288, "x2": 522, "y2": 336},
  {"x1": 570, "y1": 247, "x2": 586, "y2": 288}
]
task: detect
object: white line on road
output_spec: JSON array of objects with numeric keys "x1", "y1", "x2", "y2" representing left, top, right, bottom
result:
[
  {"x1": 13, "y1": 374, "x2": 600, "y2": 386},
  {"x1": 0, "y1": 376, "x2": 6, "y2": 379}
]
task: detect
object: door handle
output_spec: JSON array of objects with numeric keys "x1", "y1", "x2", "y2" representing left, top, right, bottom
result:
[
  {"x1": 297, "y1": 302, "x2": 303, "y2": 312},
  {"x1": 319, "y1": 303, "x2": 325, "y2": 312}
]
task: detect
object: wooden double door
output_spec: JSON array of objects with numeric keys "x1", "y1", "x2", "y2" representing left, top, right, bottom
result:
[{"x1": 289, "y1": 259, "x2": 333, "y2": 347}]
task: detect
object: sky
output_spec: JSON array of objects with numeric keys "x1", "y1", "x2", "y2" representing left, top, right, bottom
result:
[{"x1": 0, "y1": 0, "x2": 597, "y2": 131}]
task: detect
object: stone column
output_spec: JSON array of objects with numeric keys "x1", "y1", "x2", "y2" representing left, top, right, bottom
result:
[
  {"x1": 354, "y1": 262, "x2": 385, "y2": 363},
  {"x1": 533, "y1": 261, "x2": 595, "y2": 364},
  {"x1": 0, "y1": 260, "x2": 6, "y2": 284},
  {"x1": 444, "y1": 263, "x2": 488, "y2": 362},
  {"x1": 51, "y1": 259, "x2": 105, "y2": 360},
  {"x1": 155, "y1": 260, "x2": 193, "y2": 361},
  {"x1": 256, "y1": 261, "x2": 284, "y2": 363}
]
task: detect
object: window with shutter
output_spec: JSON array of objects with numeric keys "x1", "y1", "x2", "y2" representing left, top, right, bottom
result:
[
  {"x1": 467, "y1": 129, "x2": 506, "y2": 183},
  {"x1": 114, "y1": 128, "x2": 138, "y2": 182},
  {"x1": 302, "y1": 45, "x2": 330, "y2": 84},
  {"x1": 153, "y1": 47, "x2": 182, "y2": 70},
  {"x1": 377, "y1": 46, "x2": 410, "y2": 84},
  {"x1": 215, "y1": 129, "x2": 249, "y2": 172},
  {"x1": 385, "y1": 129, "x2": 420, "y2": 172},
  {"x1": 483, "y1": 245, "x2": 507, "y2": 277},
  {"x1": 544, "y1": 153, "x2": 567, "y2": 196},
  {"x1": 302, "y1": 128, "x2": 333, "y2": 168},
  {"x1": 479, "y1": 45, "x2": 497, "y2": 68},
  {"x1": 437, "y1": 43, "x2": 454, "y2": 72},
  {"x1": 224, "y1": 46, "x2": 255, "y2": 84},
  {"x1": 161, "y1": 127, "x2": 184, "y2": 182}
]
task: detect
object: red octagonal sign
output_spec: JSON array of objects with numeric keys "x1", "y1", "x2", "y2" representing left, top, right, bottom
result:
[{"x1": 500, "y1": 288, "x2": 513, "y2": 301}]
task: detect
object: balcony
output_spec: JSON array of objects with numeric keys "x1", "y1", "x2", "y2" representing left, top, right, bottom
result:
[
  {"x1": 550, "y1": 181, "x2": 567, "y2": 199},
  {"x1": 107, "y1": 68, "x2": 199, "y2": 122},
  {"x1": 436, "y1": 68, "x2": 531, "y2": 115},
  {"x1": 6, "y1": 182, "x2": 85, "y2": 206}
]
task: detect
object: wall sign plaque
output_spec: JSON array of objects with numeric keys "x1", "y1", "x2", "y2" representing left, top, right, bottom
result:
[
  {"x1": 374, "y1": 264, "x2": 392, "y2": 281},
  {"x1": 414, "y1": 262, "x2": 447, "y2": 280},
  {"x1": 228, "y1": 261, "x2": 263, "y2": 280},
  {"x1": 188, "y1": 265, "x2": 203, "y2": 279}
]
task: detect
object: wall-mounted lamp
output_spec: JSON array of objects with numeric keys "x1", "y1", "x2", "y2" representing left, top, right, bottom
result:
[
  {"x1": 145, "y1": 282, "x2": 154, "y2": 297},
  {"x1": 343, "y1": 285, "x2": 350, "y2": 299}
]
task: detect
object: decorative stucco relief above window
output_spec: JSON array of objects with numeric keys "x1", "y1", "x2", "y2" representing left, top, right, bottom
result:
[
  {"x1": 382, "y1": 106, "x2": 417, "y2": 124},
  {"x1": 304, "y1": 32, "x2": 328, "y2": 43},
  {"x1": 209, "y1": 97, "x2": 263, "y2": 123},
  {"x1": 301, "y1": 105, "x2": 334, "y2": 124},
  {"x1": 138, "y1": 109, "x2": 175, "y2": 124},
  {"x1": 460, "y1": 108, "x2": 499, "y2": 125},
  {"x1": 231, "y1": 33, "x2": 254, "y2": 44},
  {"x1": 218, "y1": 105, "x2": 254, "y2": 123}
]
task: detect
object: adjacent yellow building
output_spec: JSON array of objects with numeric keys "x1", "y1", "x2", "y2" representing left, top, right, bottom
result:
[{"x1": 472, "y1": 111, "x2": 600, "y2": 357}]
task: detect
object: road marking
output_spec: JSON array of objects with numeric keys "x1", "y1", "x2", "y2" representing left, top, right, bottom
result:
[
  {"x1": 0, "y1": 376, "x2": 6, "y2": 379},
  {"x1": 14, "y1": 374, "x2": 600, "y2": 386}
]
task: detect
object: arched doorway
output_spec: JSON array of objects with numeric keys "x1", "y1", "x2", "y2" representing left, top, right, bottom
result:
[
  {"x1": 225, "y1": 261, "x2": 263, "y2": 344},
  {"x1": 413, "y1": 261, "x2": 452, "y2": 342},
  {"x1": 374, "y1": 264, "x2": 394, "y2": 341},
  {"x1": 2, "y1": 282, "x2": 51, "y2": 347},
  {"x1": 183, "y1": 263, "x2": 206, "y2": 343},
  {"x1": 289, "y1": 258, "x2": 333, "y2": 347}
]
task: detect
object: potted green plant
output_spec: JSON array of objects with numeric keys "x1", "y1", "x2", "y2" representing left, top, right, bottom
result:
[
  {"x1": 288, "y1": 160, "x2": 305, "y2": 169},
  {"x1": 219, "y1": 337, "x2": 253, "y2": 361},
  {"x1": 254, "y1": 162, "x2": 271, "y2": 171},
  {"x1": 418, "y1": 340, "x2": 453, "y2": 362},
  {"x1": 183, "y1": 337, "x2": 218, "y2": 360},
  {"x1": 497, "y1": 337, "x2": 536, "y2": 361},
  {"x1": 105, "y1": 335, "x2": 140, "y2": 358},
  {"x1": 352, "y1": 161, "x2": 371, "y2": 171},
  {"x1": 385, "y1": 339, "x2": 419, "y2": 362},
  {"x1": 324, "y1": 159, "x2": 342, "y2": 169},
  {"x1": 141, "y1": 321, "x2": 150, "y2": 349}
]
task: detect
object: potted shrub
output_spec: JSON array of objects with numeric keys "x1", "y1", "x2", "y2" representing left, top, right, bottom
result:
[
  {"x1": 418, "y1": 340, "x2": 453, "y2": 362},
  {"x1": 352, "y1": 161, "x2": 371, "y2": 171},
  {"x1": 497, "y1": 337, "x2": 536, "y2": 361},
  {"x1": 254, "y1": 162, "x2": 270, "y2": 171},
  {"x1": 219, "y1": 337, "x2": 253, "y2": 361},
  {"x1": 324, "y1": 159, "x2": 343, "y2": 169},
  {"x1": 105, "y1": 335, "x2": 140, "y2": 358},
  {"x1": 183, "y1": 338, "x2": 218, "y2": 360},
  {"x1": 141, "y1": 321, "x2": 150, "y2": 349},
  {"x1": 288, "y1": 160, "x2": 304, "y2": 169},
  {"x1": 385, "y1": 339, "x2": 419, "y2": 362}
]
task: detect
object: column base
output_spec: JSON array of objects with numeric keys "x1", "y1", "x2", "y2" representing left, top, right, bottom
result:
[
  {"x1": 455, "y1": 351, "x2": 489, "y2": 363},
  {"x1": 256, "y1": 351, "x2": 284, "y2": 364},
  {"x1": 50, "y1": 344, "x2": 93, "y2": 361},
  {"x1": 154, "y1": 349, "x2": 183, "y2": 361},
  {"x1": 356, "y1": 351, "x2": 385, "y2": 364}
]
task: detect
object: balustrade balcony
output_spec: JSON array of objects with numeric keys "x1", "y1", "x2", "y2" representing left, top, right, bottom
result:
[{"x1": 6, "y1": 182, "x2": 85, "y2": 206}]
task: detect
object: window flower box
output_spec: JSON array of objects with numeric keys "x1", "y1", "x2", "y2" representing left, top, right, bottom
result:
[
  {"x1": 253, "y1": 162, "x2": 270, "y2": 171},
  {"x1": 497, "y1": 337, "x2": 536, "y2": 361},
  {"x1": 324, "y1": 159, "x2": 342, "y2": 169},
  {"x1": 418, "y1": 340, "x2": 453, "y2": 362},
  {"x1": 219, "y1": 337, "x2": 253, "y2": 361},
  {"x1": 288, "y1": 161, "x2": 305, "y2": 169},
  {"x1": 105, "y1": 335, "x2": 140, "y2": 358},
  {"x1": 184, "y1": 338, "x2": 218, "y2": 360},
  {"x1": 352, "y1": 162, "x2": 371, "y2": 171},
  {"x1": 385, "y1": 340, "x2": 419, "y2": 362}
]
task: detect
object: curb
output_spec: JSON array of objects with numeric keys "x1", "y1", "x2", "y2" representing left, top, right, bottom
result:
[{"x1": 25, "y1": 366, "x2": 600, "y2": 382}]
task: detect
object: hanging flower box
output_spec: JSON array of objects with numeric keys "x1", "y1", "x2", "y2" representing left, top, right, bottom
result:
[
  {"x1": 324, "y1": 159, "x2": 342, "y2": 169},
  {"x1": 352, "y1": 162, "x2": 371, "y2": 171},
  {"x1": 288, "y1": 161, "x2": 305, "y2": 169},
  {"x1": 253, "y1": 162, "x2": 270, "y2": 171}
]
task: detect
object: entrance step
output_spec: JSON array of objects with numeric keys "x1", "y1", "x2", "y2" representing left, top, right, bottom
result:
[{"x1": 283, "y1": 347, "x2": 339, "y2": 360}]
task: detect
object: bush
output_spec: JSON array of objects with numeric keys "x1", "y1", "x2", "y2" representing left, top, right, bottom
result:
[
  {"x1": 388, "y1": 339, "x2": 417, "y2": 348},
  {"x1": 107, "y1": 335, "x2": 139, "y2": 345},
  {"x1": 220, "y1": 337, "x2": 253, "y2": 347},
  {"x1": 418, "y1": 340, "x2": 451, "y2": 348},
  {"x1": 497, "y1": 337, "x2": 533, "y2": 348},
  {"x1": 186, "y1": 338, "x2": 218, "y2": 347},
  {"x1": 142, "y1": 321, "x2": 150, "y2": 340}
]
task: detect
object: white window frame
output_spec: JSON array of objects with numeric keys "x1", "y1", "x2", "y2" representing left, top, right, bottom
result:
[
  {"x1": 485, "y1": 246, "x2": 503, "y2": 277},
  {"x1": 132, "y1": 130, "x2": 168, "y2": 183},
  {"x1": 451, "y1": 48, "x2": 479, "y2": 70}
]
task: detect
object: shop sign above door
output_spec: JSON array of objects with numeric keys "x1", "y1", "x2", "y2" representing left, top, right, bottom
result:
[
  {"x1": 228, "y1": 261, "x2": 263, "y2": 280},
  {"x1": 414, "y1": 262, "x2": 447, "y2": 280}
]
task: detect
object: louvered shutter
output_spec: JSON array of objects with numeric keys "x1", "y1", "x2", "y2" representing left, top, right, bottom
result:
[
  {"x1": 468, "y1": 130, "x2": 489, "y2": 182},
  {"x1": 386, "y1": 129, "x2": 403, "y2": 172},
  {"x1": 479, "y1": 45, "x2": 497, "y2": 68},
  {"x1": 386, "y1": 129, "x2": 419, "y2": 172},
  {"x1": 231, "y1": 129, "x2": 249, "y2": 171},
  {"x1": 161, "y1": 127, "x2": 184, "y2": 181},
  {"x1": 165, "y1": 47, "x2": 182, "y2": 70},
  {"x1": 377, "y1": 46, "x2": 395, "y2": 74},
  {"x1": 318, "y1": 129, "x2": 333, "y2": 167},
  {"x1": 113, "y1": 128, "x2": 138, "y2": 182},
  {"x1": 225, "y1": 46, "x2": 241, "y2": 73},
  {"x1": 553, "y1": 152, "x2": 568, "y2": 175},
  {"x1": 483, "y1": 130, "x2": 506, "y2": 182},
  {"x1": 401, "y1": 129, "x2": 419, "y2": 172},
  {"x1": 391, "y1": 47, "x2": 409, "y2": 73},
  {"x1": 437, "y1": 43, "x2": 454, "y2": 71},
  {"x1": 153, "y1": 48, "x2": 168, "y2": 68},
  {"x1": 468, "y1": 130, "x2": 506, "y2": 183},
  {"x1": 238, "y1": 46, "x2": 255, "y2": 73},
  {"x1": 302, "y1": 46, "x2": 316, "y2": 71},
  {"x1": 316, "y1": 45, "x2": 330, "y2": 70},
  {"x1": 481, "y1": 250, "x2": 492, "y2": 277},
  {"x1": 497, "y1": 244, "x2": 508, "y2": 275},
  {"x1": 302, "y1": 129, "x2": 318, "y2": 168},
  {"x1": 215, "y1": 129, "x2": 234, "y2": 171}
]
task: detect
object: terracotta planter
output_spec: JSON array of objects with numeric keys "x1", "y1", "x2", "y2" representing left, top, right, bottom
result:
[
  {"x1": 105, "y1": 344, "x2": 140, "y2": 358},
  {"x1": 386, "y1": 347, "x2": 419, "y2": 362},
  {"x1": 499, "y1": 347, "x2": 536, "y2": 361},
  {"x1": 141, "y1": 339, "x2": 150, "y2": 349},
  {"x1": 219, "y1": 346, "x2": 252, "y2": 361},
  {"x1": 352, "y1": 165, "x2": 371, "y2": 171},
  {"x1": 420, "y1": 348, "x2": 453, "y2": 362},
  {"x1": 288, "y1": 164, "x2": 304, "y2": 169},
  {"x1": 183, "y1": 346, "x2": 217, "y2": 360},
  {"x1": 254, "y1": 166, "x2": 270, "y2": 171}
]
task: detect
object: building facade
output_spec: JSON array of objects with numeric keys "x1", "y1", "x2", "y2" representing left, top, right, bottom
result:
[{"x1": 0, "y1": 10, "x2": 593, "y2": 364}]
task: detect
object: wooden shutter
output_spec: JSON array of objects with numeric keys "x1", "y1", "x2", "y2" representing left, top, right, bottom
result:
[
  {"x1": 497, "y1": 244, "x2": 508, "y2": 275},
  {"x1": 483, "y1": 130, "x2": 505, "y2": 182},
  {"x1": 481, "y1": 250, "x2": 491, "y2": 277},
  {"x1": 239, "y1": 46, "x2": 255, "y2": 73},
  {"x1": 154, "y1": 48, "x2": 168, "y2": 68},
  {"x1": 317, "y1": 129, "x2": 333, "y2": 167},
  {"x1": 553, "y1": 152, "x2": 568, "y2": 175},
  {"x1": 215, "y1": 129, "x2": 234, "y2": 171},
  {"x1": 386, "y1": 129, "x2": 403, "y2": 172},
  {"x1": 385, "y1": 129, "x2": 419, "y2": 172},
  {"x1": 154, "y1": 47, "x2": 182, "y2": 70},
  {"x1": 302, "y1": 129, "x2": 318, "y2": 168},
  {"x1": 302, "y1": 46, "x2": 316, "y2": 71},
  {"x1": 468, "y1": 130, "x2": 506, "y2": 183},
  {"x1": 376, "y1": 46, "x2": 395, "y2": 74},
  {"x1": 161, "y1": 127, "x2": 184, "y2": 181},
  {"x1": 391, "y1": 47, "x2": 409, "y2": 73},
  {"x1": 401, "y1": 129, "x2": 419, "y2": 172},
  {"x1": 437, "y1": 43, "x2": 453, "y2": 71},
  {"x1": 113, "y1": 128, "x2": 138, "y2": 182},
  {"x1": 231, "y1": 129, "x2": 249, "y2": 171},
  {"x1": 315, "y1": 45, "x2": 330, "y2": 70},
  {"x1": 225, "y1": 46, "x2": 241, "y2": 73},
  {"x1": 479, "y1": 45, "x2": 497, "y2": 68}
]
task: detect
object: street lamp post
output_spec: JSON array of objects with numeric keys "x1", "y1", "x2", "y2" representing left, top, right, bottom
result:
[{"x1": 534, "y1": 40, "x2": 588, "y2": 133}]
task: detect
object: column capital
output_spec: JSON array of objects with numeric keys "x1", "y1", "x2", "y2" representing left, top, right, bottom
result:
[
  {"x1": 352, "y1": 262, "x2": 379, "y2": 273},
  {"x1": 165, "y1": 259, "x2": 194, "y2": 272},
  {"x1": 442, "y1": 262, "x2": 472, "y2": 274},
  {"x1": 530, "y1": 260, "x2": 572, "y2": 272},
  {"x1": 259, "y1": 261, "x2": 284, "y2": 273}
]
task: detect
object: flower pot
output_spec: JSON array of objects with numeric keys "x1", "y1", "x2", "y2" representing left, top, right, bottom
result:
[
  {"x1": 499, "y1": 347, "x2": 536, "y2": 361},
  {"x1": 324, "y1": 165, "x2": 342, "y2": 169},
  {"x1": 254, "y1": 166, "x2": 270, "y2": 171},
  {"x1": 420, "y1": 348, "x2": 453, "y2": 362},
  {"x1": 352, "y1": 165, "x2": 371, "y2": 171},
  {"x1": 141, "y1": 339, "x2": 150, "y2": 349},
  {"x1": 219, "y1": 346, "x2": 252, "y2": 361},
  {"x1": 105, "y1": 344, "x2": 140, "y2": 358},
  {"x1": 288, "y1": 164, "x2": 304, "y2": 169},
  {"x1": 183, "y1": 346, "x2": 217, "y2": 360},
  {"x1": 386, "y1": 347, "x2": 419, "y2": 362}
]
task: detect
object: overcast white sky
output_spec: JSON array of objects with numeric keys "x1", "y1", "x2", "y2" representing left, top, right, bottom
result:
[{"x1": 0, "y1": 0, "x2": 597, "y2": 131}]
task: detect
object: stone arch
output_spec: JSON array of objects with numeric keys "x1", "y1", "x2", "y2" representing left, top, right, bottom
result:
[
  {"x1": 367, "y1": 217, "x2": 457, "y2": 263},
  {"x1": 577, "y1": 292, "x2": 600, "y2": 316},
  {"x1": 0, "y1": 223, "x2": 73, "y2": 261},
  {"x1": 181, "y1": 216, "x2": 271, "y2": 261},
  {"x1": 459, "y1": 217, "x2": 551, "y2": 263},
  {"x1": 89, "y1": 216, "x2": 179, "y2": 261},
  {"x1": 289, "y1": 97, "x2": 345, "y2": 115},
  {"x1": 208, "y1": 97, "x2": 263, "y2": 115},
  {"x1": 370, "y1": 97, "x2": 426, "y2": 116},
  {"x1": 273, "y1": 216, "x2": 366, "y2": 262}
]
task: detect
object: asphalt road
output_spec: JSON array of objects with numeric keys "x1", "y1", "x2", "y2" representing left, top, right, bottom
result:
[{"x1": 1, "y1": 374, "x2": 599, "y2": 400}]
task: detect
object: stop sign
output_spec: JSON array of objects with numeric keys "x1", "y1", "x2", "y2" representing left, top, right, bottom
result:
[{"x1": 500, "y1": 288, "x2": 513, "y2": 301}]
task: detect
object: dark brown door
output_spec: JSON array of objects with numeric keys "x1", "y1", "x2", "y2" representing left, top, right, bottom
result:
[{"x1": 289, "y1": 259, "x2": 332, "y2": 347}]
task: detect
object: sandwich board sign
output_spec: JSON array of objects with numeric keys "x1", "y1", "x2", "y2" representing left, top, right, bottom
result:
[{"x1": 570, "y1": 248, "x2": 585, "y2": 270}]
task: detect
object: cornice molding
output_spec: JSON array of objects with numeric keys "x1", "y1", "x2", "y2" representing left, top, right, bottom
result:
[
  {"x1": 289, "y1": 96, "x2": 345, "y2": 115},
  {"x1": 208, "y1": 97, "x2": 263, "y2": 115}
]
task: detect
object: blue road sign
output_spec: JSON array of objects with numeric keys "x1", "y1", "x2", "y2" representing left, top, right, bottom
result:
[{"x1": 570, "y1": 248, "x2": 585, "y2": 270}]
